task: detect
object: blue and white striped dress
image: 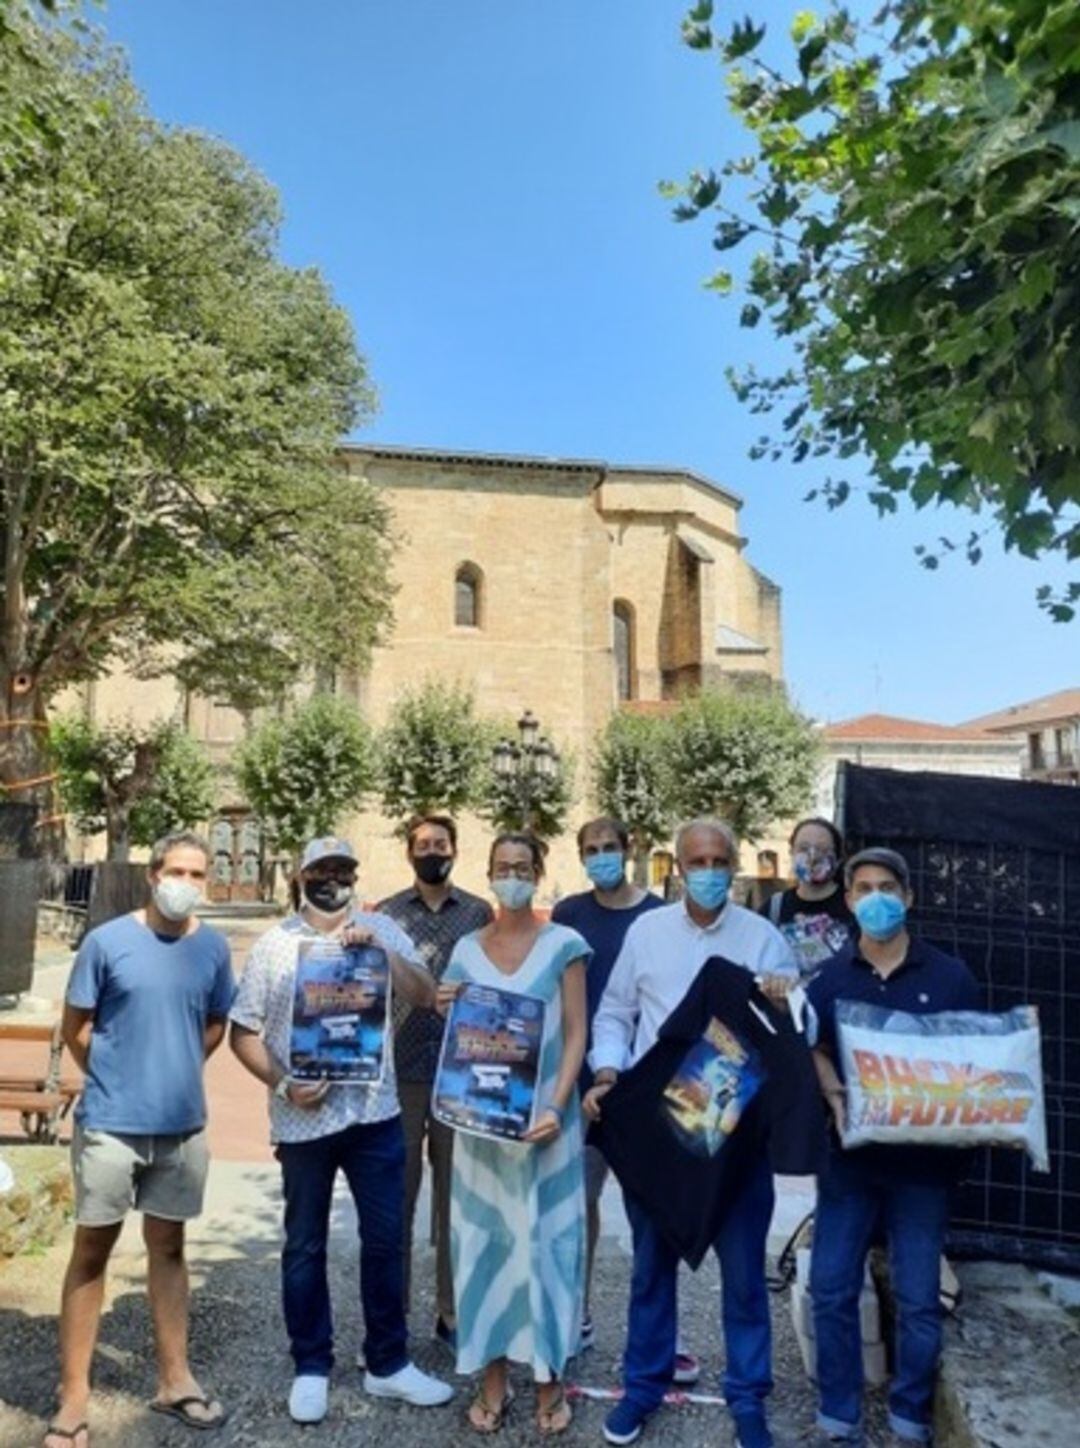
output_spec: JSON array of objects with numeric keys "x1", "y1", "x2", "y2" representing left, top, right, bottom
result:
[{"x1": 445, "y1": 923, "x2": 590, "y2": 1381}]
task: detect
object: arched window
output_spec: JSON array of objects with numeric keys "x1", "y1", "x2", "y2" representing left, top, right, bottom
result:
[
  {"x1": 613, "y1": 599, "x2": 636, "y2": 701},
  {"x1": 455, "y1": 562, "x2": 483, "y2": 628}
]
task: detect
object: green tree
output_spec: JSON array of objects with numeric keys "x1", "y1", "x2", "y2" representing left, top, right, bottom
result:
[
  {"x1": 670, "y1": 0, "x2": 1080, "y2": 616},
  {"x1": 376, "y1": 679, "x2": 498, "y2": 828},
  {"x1": 49, "y1": 715, "x2": 216, "y2": 861},
  {"x1": 591, "y1": 711, "x2": 673, "y2": 880},
  {"x1": 0, "y1": 3, "x2": 391, "y2": 849},
  {"x1": 234, "y1": 694, "x2": 375, "y2": 858},
  {"x1": 666, "y1": 687, "x2": 819, "y2": 841}
]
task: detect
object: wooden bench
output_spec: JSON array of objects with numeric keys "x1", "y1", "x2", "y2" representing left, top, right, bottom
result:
[{"x1": 0, "y1": 1020, "x2": 80, "y2": 1142}]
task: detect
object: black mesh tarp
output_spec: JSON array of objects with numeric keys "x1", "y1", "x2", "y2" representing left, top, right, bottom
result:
[{"x1": 836, "y1": 762, "x2": 1080, "y2": 1273}]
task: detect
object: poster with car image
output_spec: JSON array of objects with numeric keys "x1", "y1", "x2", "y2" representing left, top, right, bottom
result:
[
  {"x1": 433, "y1": 983, "x2": 543, "y2": 1141},
  {"x1": 290, "y1": 938, "x2": 390, "y2": 1084}
]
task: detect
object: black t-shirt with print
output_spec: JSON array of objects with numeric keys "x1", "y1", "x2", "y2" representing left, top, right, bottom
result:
[
  {"x1": 760, "y1": 885, "x2": 855, "y2": 981},
  {"x1": 595, "y1": 957, "x2": 827, "y2": 1268}
]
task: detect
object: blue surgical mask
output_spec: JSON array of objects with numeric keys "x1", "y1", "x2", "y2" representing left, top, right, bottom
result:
[
  {"x1": 492, "y1": 877, "x2": 536, "y2": 911},
  {"x1": 854, "y1": 890, "x2": 907, "y2": 940},
  {"x1": 585, "y1": 852, "x2": 625, "y2": 891},
  {"x1": 684, "y1": 868, "x2": 732, "y2": 912}
]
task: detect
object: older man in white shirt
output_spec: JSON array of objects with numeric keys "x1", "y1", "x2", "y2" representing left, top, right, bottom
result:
[{"x1": 585, "y1": 818, "x2": 796, "y2": 1448}]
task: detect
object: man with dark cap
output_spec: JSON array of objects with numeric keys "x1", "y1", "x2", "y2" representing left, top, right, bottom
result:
[{"x1": 807, "y1": 848, "x2": 980, "y2": 1447}]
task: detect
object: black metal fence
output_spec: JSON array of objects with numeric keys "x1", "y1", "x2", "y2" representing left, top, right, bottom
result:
[{"x1": 836, "y1": 761, "x2": 1080, "y2": 1273}]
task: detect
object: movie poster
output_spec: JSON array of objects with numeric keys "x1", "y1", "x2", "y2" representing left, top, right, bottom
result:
[
  {"x1": 662, "y1": 1017, "x2": 765, "y2": 1158},
  {"x1": 433, "y1": 983, "x2": 544, "y2": 1142},
  {"x1": 290, "y1": 939, "x2": 390, "y2": 1084}
]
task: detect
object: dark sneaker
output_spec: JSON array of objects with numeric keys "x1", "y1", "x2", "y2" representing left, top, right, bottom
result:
[
  {"x1": 672, "y1": 1350, "x2": 701, "y2": 1386},
  {"x1": 434, "y1": 1316, "x2": 457, "y2": 1353},
  {"x1": 603, "y1": 1398, "x2": 649, "y2": 1445},
  {"x1": 732, "y1": 1407, "x2": 774, "y2": 1448}
]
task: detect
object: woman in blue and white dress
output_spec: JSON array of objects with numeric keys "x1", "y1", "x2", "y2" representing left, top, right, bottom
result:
[{"x1": 437, "y1": 831, "x2": 590, "y2": 1436}]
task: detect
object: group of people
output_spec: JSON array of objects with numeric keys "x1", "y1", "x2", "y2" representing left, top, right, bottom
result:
[{"x1": 43, "y1": 807, "x2": 980, "y2": 1448}]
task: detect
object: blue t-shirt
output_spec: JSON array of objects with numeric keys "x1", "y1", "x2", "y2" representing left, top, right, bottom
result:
[
  {"x1": 551, "y1": 888, "x2": 665, "y2": 1090},
  {"x1": 66, "y1": 914, "x2": 235, "y2": 1135}
]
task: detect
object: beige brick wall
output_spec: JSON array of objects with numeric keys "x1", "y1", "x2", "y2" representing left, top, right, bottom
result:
[{"x1": 54, "y1": 448, "x2": 784, "y2": 898}]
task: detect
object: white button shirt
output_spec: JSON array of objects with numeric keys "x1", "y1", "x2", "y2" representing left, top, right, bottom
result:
[{"x1": 589, "y1": 899, "x2": 798, "y2": 1073}]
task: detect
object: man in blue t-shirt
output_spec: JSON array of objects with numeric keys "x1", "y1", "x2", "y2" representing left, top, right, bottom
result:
[
  {"x1": 551, "y1": 816, "x2": 663, "y2": 1354},
  {"x1": 45, "y1": 832, "x2": 234, "y2": 1448}
]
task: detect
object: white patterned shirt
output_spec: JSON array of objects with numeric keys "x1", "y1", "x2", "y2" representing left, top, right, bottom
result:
[{"x1": 229, "y1": 910, "x2": 423, "y2": 1144}]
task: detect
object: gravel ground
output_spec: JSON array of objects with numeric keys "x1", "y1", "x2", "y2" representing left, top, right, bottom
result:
[{"x1": 0, "y1": 1197, "x2": 893, "y2": 1448}]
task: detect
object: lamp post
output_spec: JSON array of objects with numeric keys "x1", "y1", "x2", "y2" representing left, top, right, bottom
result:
[{"x1": 491, "y1": 709, "x2": 560, "y2": 834}]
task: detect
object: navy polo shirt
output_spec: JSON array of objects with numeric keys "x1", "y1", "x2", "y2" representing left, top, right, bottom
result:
[{"x1": 809, "y1": 935, "x2": 981, "y2": 1182}]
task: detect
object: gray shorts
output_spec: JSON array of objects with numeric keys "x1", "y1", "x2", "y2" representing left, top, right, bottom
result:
[
  {"x1": 584, "y1": 1143, "x2": 609, "y2": 1208},
  {"x1": 72, "y1": 1124, "x2": 209, "y2": 1226}
]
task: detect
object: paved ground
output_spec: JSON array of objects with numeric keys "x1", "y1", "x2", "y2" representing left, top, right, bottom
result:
[{"x1": 0, "y1": 921, "x2": 893, "y2": 1448}]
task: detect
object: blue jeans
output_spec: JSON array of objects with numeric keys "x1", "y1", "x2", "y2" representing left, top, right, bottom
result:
[
  {"x1": 621, "y1": 1153, "x2": 774, "y2": 1416},
  {"x1": 277, "y1": 1117, "x2": 409, "y2": 1378},
  {"x1": 810, "y1": 1152, "x2": 949, "y2": 1442}
]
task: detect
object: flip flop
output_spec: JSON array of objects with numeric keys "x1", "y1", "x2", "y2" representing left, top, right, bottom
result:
[
  {"x1": 149, "y1": 1396, "x2": 225, "y2": 1431},
  {"x1": 467, "y1": 1384, "x2": 514, "y2": 1433},
  {"x1": 42, "y1": 1426, "x2": 88, "y2": 1447},
  {"x1": 536, "y1": 1384, "x2": 572, "y2": 1436}
]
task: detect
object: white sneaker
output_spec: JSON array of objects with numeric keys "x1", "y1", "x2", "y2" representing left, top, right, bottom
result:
[
  {"x1": 363, "y1": 1361, "x2": 453, "y2": 1407},
  {"x1": 289, "y1": 1374, "x2": 329, "y2": 1424}
]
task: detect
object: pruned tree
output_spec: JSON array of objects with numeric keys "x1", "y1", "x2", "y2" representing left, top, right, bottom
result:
[
  {"x1": 669, "y1": 0, "x2": 1080, "y2": 617},
  {"x1": 666, "y1": 687, "x2": 819, "y2": 841},
  {"x1": 49, "y1": 715, "x2": 216, "y2": 861},
  {"x1": 376, "y1": 679, "x2": 498, "y2": 829},
  {"x1": 591, "y1": 711, "x2": 673, "y2": 880},
  {"x1": 234, "y1": 694, "x2": 375, "y2": 859},
  {"x1": 0, "y1": 3, "x2": 391, "y2": 852}
]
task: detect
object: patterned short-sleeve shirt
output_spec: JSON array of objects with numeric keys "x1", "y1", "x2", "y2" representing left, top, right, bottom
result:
[
  {"x1": 377, "y1": 884, "x2": 494, "y2": 1083},
  {"x1": 229, "y1": 910, "x2": 421, "y2": 1144}
]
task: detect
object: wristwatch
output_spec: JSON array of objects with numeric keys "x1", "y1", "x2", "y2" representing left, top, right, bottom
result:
[{"x1": 273, "y1": 1075, "x2": 293, "y2": 1100}]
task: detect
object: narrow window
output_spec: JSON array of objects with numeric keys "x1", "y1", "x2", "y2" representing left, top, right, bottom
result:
[
  {"x1": 613, "y1": 600, "x2": 636, "y2": 701},
  {"x1": 455, "y1": 563, "x2": 482, "y2": 628}
]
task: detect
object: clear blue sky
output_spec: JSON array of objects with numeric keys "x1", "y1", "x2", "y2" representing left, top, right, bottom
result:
[{"x1": 97, "y1": 0, "x2": 1075, "y2": 724}]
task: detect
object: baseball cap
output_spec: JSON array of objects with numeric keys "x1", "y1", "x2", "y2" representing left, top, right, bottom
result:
[
  {"x1": 844, "y1": 847, "x2": 911, "y2": 891},
  {"x1": 300, "y1": 836, "x2": 358, "y2": 871}
]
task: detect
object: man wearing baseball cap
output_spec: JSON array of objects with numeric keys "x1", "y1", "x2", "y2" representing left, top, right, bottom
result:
[
  {"x1": 807, "y1": 846, "x2": 980, "y2": 1447},
  {"x1": 230, "y1": 836, "x2": 453, "y2": 1425}
]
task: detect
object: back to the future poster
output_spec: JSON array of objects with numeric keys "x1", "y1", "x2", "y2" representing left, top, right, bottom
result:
[
  {"x1": 290, "y1": 938, "x2": 390, "y2": 1084},
  {"x1": 433, "y1": 982, "x2": 543, "y2": 1142}
]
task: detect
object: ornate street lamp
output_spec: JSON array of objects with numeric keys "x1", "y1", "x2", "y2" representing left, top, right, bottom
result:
[{"x1": 491, "y1": 710, "x2": 560, "y2": 832}]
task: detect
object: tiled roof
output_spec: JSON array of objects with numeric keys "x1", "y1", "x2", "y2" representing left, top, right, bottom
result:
[
  {"x1": 962, "y1": 689, "x2": 1080, "y2": 733},
  {"x1": 823, "y1": 713, "x2": 997, "y2": 743}
]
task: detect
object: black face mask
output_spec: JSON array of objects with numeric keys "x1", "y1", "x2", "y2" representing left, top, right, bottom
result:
[
  {"x1": 414, "y1": 854, "x2": 453, "y2": 886},
  {"x1": 303, "y1": 878, "x2": 354, "y2": 915}
]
